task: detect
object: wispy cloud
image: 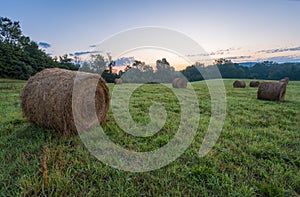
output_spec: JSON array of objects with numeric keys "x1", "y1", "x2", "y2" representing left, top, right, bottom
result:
[
  {"x1": 211, "y1": 47, "x2": 241, "y2": 55},
  {"x1": 69, "y1": 50, "x2": 101, "y2": 56},
  {"x1": 258, "y1": 46, "x2": 300, "y2": 54},
  {"x1": 38, "y1": 42, "x2": 51, "y2": 48},
  {"x1": 186, "y1": 47, "x2": 242, "y2": 57},
  {"x1": 224, "y1": 55, "x2": 252, "y2": 60},
  {"x1": 187, "y1": 46, "x2": 300, "y2": 63},
  {"x1": 186, "y1": 53, "x2": 210, "y2": 57},
  {"x1": 261, "y1": 55, "x2": 300, "y2": 63},
  {"x1": 115, "y1": 57, "x2": 135, "y2": 66}
]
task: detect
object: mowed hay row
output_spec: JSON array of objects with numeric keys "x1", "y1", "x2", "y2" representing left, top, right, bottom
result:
[
  {"x1": 114, "y1": 78, "x2": 122, "y2": 85},
  {"x1": 21, "y1": 68, "x2": 110, "y2": 135},
  {"x1": 257, "y1": 82, "x2": 287, "y2": 101},
  {"x1": 249, "y1": 81, "x2": 260, "y2": 87},
  {"x1": 233, "y1": 80, "x2": 246, "y2": 88},
  {"x1": 280, "y1": 77, "x2": 289, "y2": 84},
  {"x1": 172, "y1": 78, "x2": 187, "y2": 88}
]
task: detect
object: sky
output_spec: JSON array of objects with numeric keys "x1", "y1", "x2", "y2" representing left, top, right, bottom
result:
[{"x1": 1, "y1": 0, "x2": 300, "y2": 69}]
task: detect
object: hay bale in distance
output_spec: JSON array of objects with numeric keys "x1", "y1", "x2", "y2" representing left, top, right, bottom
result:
[
  {"x1": 114, "y1": 78, "x2": 122, "y2": 85},
  {"x1": 249, "y1": 81, "x2": 260, "y2": 87},
  {"x1": 172, "y1": 78, "x2": 180, "y2": 88},
  {"x1": 172, "y1": 78, "x2": 187, "y2": 88},
  {"x1": 146, "y1": 81, "x2": 159, "y2": 84},
  {"x1": 257, "y1": 82, "x2": 287, "y2": 101},
  {"x1": 280, "y1": 77, "x2": 289, "y2": 84},
  {"x1": 233, "y1": 80, "x2": 246, "y2": 88},
  {"x1": 21, "y1": 68, "x2": 110, "y2": 135}
]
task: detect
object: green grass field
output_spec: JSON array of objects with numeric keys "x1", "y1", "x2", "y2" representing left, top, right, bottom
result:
[{"x1": 0, "y1": 78, "x2": 299, "y2": 196}]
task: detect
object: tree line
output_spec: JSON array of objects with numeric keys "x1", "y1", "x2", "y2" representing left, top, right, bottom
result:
[
  {"x1": 0, "y1": 17, "x2": 80, "y2": 80},
  {"x1": 181, "y1": 60, "x2": 300, "y2": 81},
  {"x1": 1, "y1": 16, "x2": 300, "y2": 82}
]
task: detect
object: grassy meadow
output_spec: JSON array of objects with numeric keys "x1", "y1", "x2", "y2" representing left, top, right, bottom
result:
[{"x1": 0, "y1": 78, "x2": 299, "y2": 196}]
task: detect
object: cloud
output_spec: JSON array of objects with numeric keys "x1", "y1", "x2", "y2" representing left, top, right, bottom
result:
[
  {"x1": 258, "y1": 46, "x2": 300, "y2": 54},
  {"x1": 212, "y1": 47, "x2": 240, "y2": 55},
  {"x1": 115, "y1": 57, "x2": 135, "y2": 66},
  {"x1": 289, "y1": 46, "x2": 300, "y2": 51},
  {"x1": 186, "y1": 53, "x2": 210, "y2": 57},
  {"x1": 69, "y1": 50, "x2": 101, "y2": 56},
  {"x1": 224, "y1": 55, "x2": 252, "y2": 60},
  {"x1": 38, "y1": 42, "x2": 51, "y2": 48},
  {"x1": 262, "y1": 55, "x2": 300, "y2": 63},
  {"x1": 186, "y1": 47, "x2": 242, "y2": 57}
]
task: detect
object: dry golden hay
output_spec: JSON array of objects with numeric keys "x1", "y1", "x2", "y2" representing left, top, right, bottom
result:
[
  {"x1": 249, "y1": 81, "x2": 260, "y2": 87},
  {"x1": 233, "y1": 80, "x2": 246, "y2": 88},
  {"x1": 20, "y1": 68, "x2": 110, "y2": 135},
  {"x1": 172, "y1": 78, "x2": 187, "y2": 88},
  {"x1": 257, "y1": 82, "x2": 287, "y2": 101},
  {"x1": 114, "y1": 78, "x2": 122, "y2": 84},
  {"x1": 280, "y1": 77, "x2": 289, "y2": 84}
]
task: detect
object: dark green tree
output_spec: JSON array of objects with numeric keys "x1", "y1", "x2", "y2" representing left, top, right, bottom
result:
[
  {"x1": 0, "y1": 16, "x2": 79, "y2": 79},
  {"x1": 155, "y1": 58, "x2": 178, "y2": 83}
]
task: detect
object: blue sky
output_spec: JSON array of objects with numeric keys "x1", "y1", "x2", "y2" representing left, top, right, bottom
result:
[{"x1": 1, "y1": 0, "x2": 300, "y2": 68}]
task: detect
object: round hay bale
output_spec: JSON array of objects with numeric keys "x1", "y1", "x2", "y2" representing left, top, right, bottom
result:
[
  {"x1": 257, "y1": 82, "x2": 287, "y2": 101},
  {"x1": 21, "y1": 68, "x2": 110, "y2": 135},
  {"x1": 249, "y1": 81, "x2": 260, "y2": 87},
  {"x1": 172, "y1": 78, "x2": 180, "y2": 88},
  {"x1": 233, "y1": 80, "x2": 246, "y2": 88},
  {"x1": 280, "y1": 77, "x2": 289, "y2": 84},
  {"x1": 114, "y1": 78, "x2": 122, "y2": 85},
  {"x1": 172, "y1": 78, "x2": 187, "y2": 88}
]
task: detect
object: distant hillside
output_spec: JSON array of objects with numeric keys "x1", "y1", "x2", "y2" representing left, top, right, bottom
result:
[{"x1": 237, "y1": 62, "x2": 257, "y2": 67}]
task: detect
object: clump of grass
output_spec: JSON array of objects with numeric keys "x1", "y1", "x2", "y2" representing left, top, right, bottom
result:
[{"x1": 256, "y1": 182, "x2": 284, "y2": 197}]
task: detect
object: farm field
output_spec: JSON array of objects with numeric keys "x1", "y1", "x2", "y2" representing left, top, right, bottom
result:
[{"x1": 0, "y1": 78, "x2": 299, "y2": 196}]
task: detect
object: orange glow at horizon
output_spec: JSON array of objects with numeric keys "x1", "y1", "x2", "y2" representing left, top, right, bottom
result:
[{"x1": 115, "y1": 48, "x2": 213, "y2": 71}]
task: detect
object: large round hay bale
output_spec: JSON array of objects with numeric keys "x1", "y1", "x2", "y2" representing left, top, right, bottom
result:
[
  {"x1": 114, "y1": 78, "x2": 122, "y2": 85},
  {"x1": 172, "y1": 78, "x2": 187, "y2": 88},
  {"x1": 21, "y1": 68, "x2": 110, "y2": 135},
  {"x1": 280, "y1": 77, "x2": 289, "y2": 84},
  {"x1": 249, "y1": 81, "x2": 260, "y2": 87},
  {"x1": 172, "y1": 78, "x2": 180, "y2": 87},
  {"x1": 257, "y1": 82, "x2": 287, "y2": 101},
  {"x1": 233, "y1": 80, "x2": 246, "y2": 88}
]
